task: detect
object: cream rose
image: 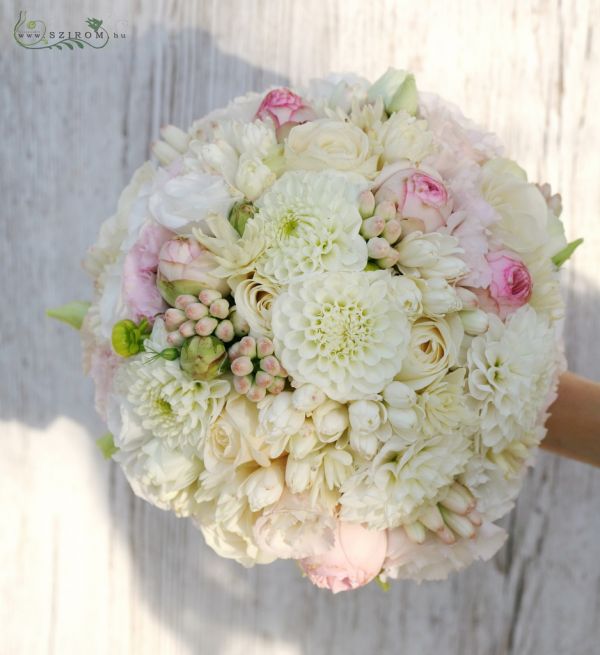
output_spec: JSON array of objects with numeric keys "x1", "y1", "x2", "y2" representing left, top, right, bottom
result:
[
  {"x1": 284, "y1": 119, "x2": 378, "y2": 177},
  {"x1": 233, "y1": 275, "x2": 278, "y2": 338},
  {"x1": 395, "y1": 314, "x2": 464, "y2": 390}
]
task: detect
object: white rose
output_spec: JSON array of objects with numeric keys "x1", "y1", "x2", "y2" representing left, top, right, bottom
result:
[
  {"x1": 234, "y1": 153, "x2": 276, "y2": 201},
  {"x1": 241, "y1": 461, "x2": 285, "y2": 512},
  {"x1": 396, "y1": 314, "x2": 464, "y2": 390},
  {"x1": 234, "y1": 275, "x2": 278, "y2": 338},
  {"x1": 284, "y1": 119, "x2": 378, "y2": 177},
  {"x1": 253, "y1": 491, "x2": 335, "y2": 559},
  {"x1": 204, "y1": 395, "x2": 270, "y2": 472},
  {"x1": 312, "y1": 400, "x2": 349, "y2": 442}
]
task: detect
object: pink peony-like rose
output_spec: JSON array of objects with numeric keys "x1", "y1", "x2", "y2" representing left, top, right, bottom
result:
[
  {"x1": 122, "y1": 222, "x2": 173, "y2": 321},
  {"x1": 374, "y1": 163, "x2": 453, "y2": 232},
  {"x1": 299, "y1": 521, "x2": 387, "y2": 593},
  {"x1": 157, "y1": 237, "x2": 229, "y2": 304},
  {"x1": 255, "y1": 88, "x2": 316, "y2": 130},
  {"x1": 486, "y1": 249, "x2": 532, "y2": 318}
]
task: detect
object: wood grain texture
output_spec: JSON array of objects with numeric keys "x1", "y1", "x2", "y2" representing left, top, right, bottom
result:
[{"x1": 1, "y1": 1, "x2": 599, "y2": 653}]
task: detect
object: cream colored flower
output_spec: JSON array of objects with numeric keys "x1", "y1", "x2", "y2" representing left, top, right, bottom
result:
[
  {"x1": 416, "y1": 369, "x2": 474, "y2": 437},
  {"x1": 114, "y1": 322, "x2": 230, "y2": 453},
  {"x1": 376, "y1": 111, "x2": 435, "y2": 165},
  {"x1": 467, "y1": 306, "x2": 559, "y2": 452},
  {"x1": 233, "y1": 275, "x2": 279, "y2": 337},
  {"x1": 248, "y1": 170, "x2": 368, "y2": 284},
  {"x1": 258, "y1": 391, "x2": 306, "y2": 457},
  {"x1": 340, "y1": 432, "x2": 472, "y2": 529},
  {"x1": 272, "y1": 271, "x2": 411, "y2": 402},
  {"x1": 383, "y1": 522, "x2": 507, "y2": 582},
  {"x1": 395, "y1": 314, "x2": 464, "y2": 390},
  {"x1": 253, "y1": 491, "x2": 336, "y2": 559},
  {"x1": 114, "y1": 438, "x2": 202, "y2": 517},
  {"x1": 395, "y1": 231, "x2": 469, "y2": 281},
  {"x1": 203, "y1": 394, "x2": 270, "y2": 474},
  {"x1": 482, "y1": 158, "x2": 549, "y2": 254},
  {"x1": 284, "y1": 118, "x2": 378, "y2": 177}
]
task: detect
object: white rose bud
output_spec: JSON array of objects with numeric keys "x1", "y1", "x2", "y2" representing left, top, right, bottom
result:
[
  {"x1": 242, "y1": 462, "x2": 285, "y2": 512},
  {"x1": 367, "y1": 68, "x2": 418, "y2": 115},
  {"x1": 312, "y1": 400, "x2": 349, "y2": 442},
  {"x1": 459, "y1": 309, "x2": 489, "y2": 335},
  {"x1": 348, "y1": 400, "x2": 384, "y2": 434},
  {"x1": 292, "y1": 384, "x2": 326, "y2": 413},
  {"x1": 383, "y1": 381, "x2": 416, "y2": 409}
]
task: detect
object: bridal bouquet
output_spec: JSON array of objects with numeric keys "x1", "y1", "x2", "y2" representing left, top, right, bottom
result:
[{"x1": 54, "y1": 68, "x2": 580, "y2": 592}]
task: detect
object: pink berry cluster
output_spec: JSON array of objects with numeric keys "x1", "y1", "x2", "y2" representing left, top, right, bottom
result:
[
  {"x1": 358, "y1": 190, "x2": 403, "y2": 268},
  {"x1": 228, "y1": 336, "x2": 287, "y2": 402},
  {"x1": 163, "y1": 289, "x2": 249, "y2": 347}
]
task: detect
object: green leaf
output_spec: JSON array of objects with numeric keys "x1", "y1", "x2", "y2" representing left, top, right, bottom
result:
[
  {"x1": 552, "y1": 238, "x2": 583, "y2": 268},
  {"x1": 96, "y1": 433, "x2": 118, "y2": 460},
  {"x1": 46, "y1": 301, "x2": 90, "y2": 330},
  {"x1": 375, "y1": 575, "x2": 390, "y2": 592},
  {"x1": 65, "y1": 41, "x2": 73, "y2": 50}
]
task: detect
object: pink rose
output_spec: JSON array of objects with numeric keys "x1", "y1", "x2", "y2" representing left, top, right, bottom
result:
[
  {"x1": 299, "y1": 521, "x2": 387, "y2": 593},
  {"x1": 157, "y1": 237, "x2": 229, "y2": 305},
  {"x1": 373, "y1": 163, "x2": 453, "y2": 232},
  {"x1": 255, "y1": 88, "x2": 316, "y2": 130},
  {"x1": 486, "y1": 249, "x2": 532, "y2": 317},
  {"x1": 122, "y1": 222, "x2": 173, "y2": 321}
]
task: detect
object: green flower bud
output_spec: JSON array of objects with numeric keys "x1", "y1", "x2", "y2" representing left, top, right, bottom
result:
[
  {"x1": 156, "y1": 274, "x2": 204, "y2": 307},
  {"x1": 111, "y1": 319, "x2": 150, "y2": 357},
  {"x1": 368, "y1": 68, "x2": 419, "y2": 116},
  {"x1": 228, "y1": 201, "x2": 256, "y2": 236},
  {"x1": 180, "y1": 335, "x2": 227, "y2": 381}
]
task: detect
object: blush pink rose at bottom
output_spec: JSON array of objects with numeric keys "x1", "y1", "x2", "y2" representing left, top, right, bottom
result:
[
  {"x1": 122, "y1": 222, "x2": 174, "y2": 322},
  {"x1": 299, "y1": 521, "x2": 387, "y2": 593}
]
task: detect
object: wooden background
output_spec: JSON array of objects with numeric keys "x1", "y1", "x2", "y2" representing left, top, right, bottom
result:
[{"x1": 2, "y1": 1, "x2": 599, "y2": 653}]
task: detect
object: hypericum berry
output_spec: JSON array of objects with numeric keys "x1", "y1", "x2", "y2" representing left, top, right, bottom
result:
[
  {"x1": 164, "y1": 308, "x2": 187, "y2": 331},
  {"x1": 358, "y1": 190, "x2": 376, "y2": 218},
  {"x1": 209, "y1": 298, "x2": 230, "y2": 319},
  {"x1": 195, "y1": 316, "x2": 219, "y2": 336},
  {"x1": 227, "y1": 338, "x2": 286, "y2": 402},
  {"x1": 360, "y1": 216, "x2": 385, "y2": 239},
  {"x1": 214, "y1": 319, "x2": 235, "y2": 342},
  {"x1": 179, "y1": 320, "x2": 197, "y2": 338},
  {"x1": 231, "y1": 355, "x2": 254, "y2": 377}
]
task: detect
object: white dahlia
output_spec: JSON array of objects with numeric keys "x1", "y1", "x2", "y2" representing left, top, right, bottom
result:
[
  {"x1": 247, "y1": 170, "x2": 368, "y2": 284},
  {"x1": 467, "y1": 306, "x2": 559, "y2": 452},
  {"x1": 340, "y1": 432, "x2": 472, "y2": 529},
  {"x1": 272, "y1": 271, "x2": 411, "y2": 402},
  {"x1": 114, "y1": 322, "x2": 230, "y2": 453}
]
